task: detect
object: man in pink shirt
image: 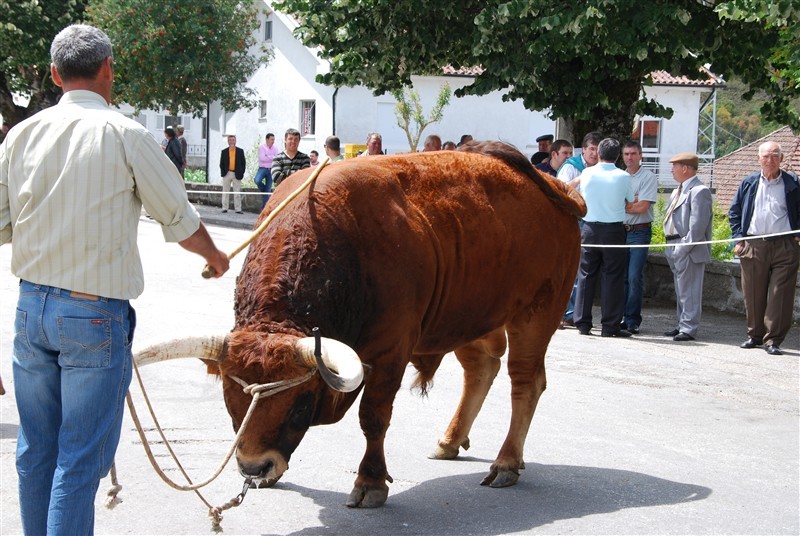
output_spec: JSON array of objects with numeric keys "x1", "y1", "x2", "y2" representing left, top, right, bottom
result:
[{"x1": 254, "y1": 132, "x2": 278, "y2": 209}]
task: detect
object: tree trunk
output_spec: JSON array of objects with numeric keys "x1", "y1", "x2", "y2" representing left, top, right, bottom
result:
[{"x1": 561, "y1": 77, "x2": 642, "y2": 150}]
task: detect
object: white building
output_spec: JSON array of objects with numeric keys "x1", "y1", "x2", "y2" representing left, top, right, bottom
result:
[{"x1": 133, "y1": 1, "x2": 721, "y2": 187}]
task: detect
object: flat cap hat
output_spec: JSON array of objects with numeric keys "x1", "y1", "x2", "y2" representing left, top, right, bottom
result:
[
  {"x1": 536, "y1": 134, "x2": 554, "y2": 142},
  {"x1": 669, "y1": 152, "x2": 699, "y2": 168}
]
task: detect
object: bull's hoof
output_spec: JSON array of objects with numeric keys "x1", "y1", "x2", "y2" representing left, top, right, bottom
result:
[
  {"x1": 428, "y1": 437, "x2": 470, "y2": 460},
  {"x1": 480, "y1": 467, "x2": 520, "y2": 488},
  {"x1": 346, "y1": 485, "x2": 389, "y2": 508}
]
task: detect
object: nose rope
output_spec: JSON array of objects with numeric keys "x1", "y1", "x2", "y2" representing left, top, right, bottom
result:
[{"x1": 115, "y1": 359, "x2": 318, "y2": 532}]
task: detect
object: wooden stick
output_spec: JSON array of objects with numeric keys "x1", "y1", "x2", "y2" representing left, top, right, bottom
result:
[{"x1": 201, "y1": 156, "x2": 331, "y2": 278}]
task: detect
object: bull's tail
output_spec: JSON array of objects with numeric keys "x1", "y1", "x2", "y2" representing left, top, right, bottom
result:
[{"x1": 458, "y1": 141, "x2": 587, "y2": 219}]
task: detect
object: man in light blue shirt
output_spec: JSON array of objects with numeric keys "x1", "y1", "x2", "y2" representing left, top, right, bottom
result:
[{"x1": 573, "y1": 138, "x2": 634, "y2": 337}]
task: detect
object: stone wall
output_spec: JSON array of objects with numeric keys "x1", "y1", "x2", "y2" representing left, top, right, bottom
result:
[
  {"x1": 644, "y1": 253, "x2": 800, "y2": 322},
  {"x1": 185, "y1": 181, "x2": 268, "y2": 213}
]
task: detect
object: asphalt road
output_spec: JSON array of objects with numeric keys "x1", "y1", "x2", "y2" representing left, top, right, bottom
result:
[{"x1": 1, "y1": 217, "x2": 798, "y2": 535}]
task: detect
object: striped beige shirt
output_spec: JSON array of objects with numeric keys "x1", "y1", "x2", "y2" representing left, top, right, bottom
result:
[{"x1": 0, "y1": 90, "x2": 200, "y2": 299}]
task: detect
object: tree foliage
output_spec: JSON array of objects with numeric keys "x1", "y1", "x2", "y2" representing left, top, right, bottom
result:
[
  {"x1": 275, "y1": 0, "x2": 799, "y2": 143},
  {"x1": 708, "y1": 79, "x2": 783, "y2": 158},
  {"x1": 0, "y1": 0, "x2": 87, "y2": 125},
  {"x1": 86, "y1": 0, "x2": 270, "y2": 116},
  {"x1": 715, "y1": 0, "x2": 799, "y2": 124},
  {"x1": 392, "y1": 83, "x2": 451, "y2": 152}
]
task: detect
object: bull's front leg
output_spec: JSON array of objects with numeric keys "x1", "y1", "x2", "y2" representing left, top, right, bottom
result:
[{"x1": 346, "y1": 363, "x2": 405, "y2": 508}]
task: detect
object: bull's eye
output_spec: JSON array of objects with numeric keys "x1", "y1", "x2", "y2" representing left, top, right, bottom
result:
[
  {"x1": 289, "y1": 403, "x2": 311, "y2": 428},
  {"x1": 287, "y1": 392, "x2": 314, "y2": 430}
]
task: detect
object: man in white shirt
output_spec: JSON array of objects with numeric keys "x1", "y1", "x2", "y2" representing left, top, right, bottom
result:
[{"x1": 0, "y1": 25, "x2": 229, "y2": 535}]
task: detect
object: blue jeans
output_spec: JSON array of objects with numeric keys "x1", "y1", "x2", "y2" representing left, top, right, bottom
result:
[
  {"x1": 13, "y1": 281, "x2": 135, "y2": 535},
  {"x1": 623, "y1": 227, "x2": 652, "y2": 329},
  {"x1": 254, "y1": 167, "x2": 273, "y2": 209},
  {"x1": 563, "y1": 220, "x2": 584, "y2": 321}
]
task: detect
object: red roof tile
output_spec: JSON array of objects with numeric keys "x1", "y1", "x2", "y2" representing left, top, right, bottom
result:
[
  {"x1": 441, "y1": 66, "x2": 721, "y2": 87},
  {"x1": 649, "y1": 68, "x2": 722, "y2": 87}
]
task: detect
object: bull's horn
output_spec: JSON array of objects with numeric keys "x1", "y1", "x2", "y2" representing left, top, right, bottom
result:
[
  {"x1": 134, "y1": 334, "x2": 229, "y2": 367},
  {"x1": 294, "y1": 337, "x2": 364, "y2": 393}
]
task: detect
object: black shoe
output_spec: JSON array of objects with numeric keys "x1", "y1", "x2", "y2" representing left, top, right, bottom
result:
[
  {"x1": 765, "y1": 345, "x2": 783, "y2": 356},
  {"x1": 235, "y1": 210, "x2": 244, "y2": 214},
  {"x1": 619, "y1": 322, "x2": 628, "y2": 331},
  {"x1": 664, "y1": 328, "x2": 680, "y2": 337},
  {"x1": 673, "y1": 332, "x2": 695, "y2": 342},
  {"x1": 739, "y1": 338, "x2": 763, "y2": 349},
  {"x1": 602, "y1": 329, "x2": 632, "y2": 338},
  {"x1": 628, "y1": 325, "x2": 640, "y2": 335},
  {"x1": 221, "y1": 209, "x2": 228, "y2": 213},
  {"x1": 578, "y1": 328, "x2": 592, "y2": 336}
]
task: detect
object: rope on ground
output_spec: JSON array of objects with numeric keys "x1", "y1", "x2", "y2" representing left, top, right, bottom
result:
[{"x1": 104, "y1": 464, "x2": 123, "y2": 509}]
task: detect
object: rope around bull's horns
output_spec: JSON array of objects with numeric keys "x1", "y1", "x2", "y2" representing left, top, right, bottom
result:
[{"x1": 201, "y1": 156, "x2": 331, "y2": 278}]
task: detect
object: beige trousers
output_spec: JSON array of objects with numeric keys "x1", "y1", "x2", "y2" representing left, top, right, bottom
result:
[{"x1": 221, "y1": 171, "x2": 242, "y2": 212}]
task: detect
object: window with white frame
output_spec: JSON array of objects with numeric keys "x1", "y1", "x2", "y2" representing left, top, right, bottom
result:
[
  {"x1": 632, "y1": 119, "x2": 662, "y2": 152},
  {"x1": 157, "y1": 115, "x2": 165, "y2": 130},
  {"x1": 259, "y1": 100, "x2": 268, "y2": 121},
  {"x1": 177, "y1": 115, "x2": 191, "y2": 130},
  {"x1": 300, "y1": 100, "x2": 315, "y2": 136}
]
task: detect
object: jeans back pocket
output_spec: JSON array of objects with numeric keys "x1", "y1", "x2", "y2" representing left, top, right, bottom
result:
[
  {"x1": 58, "y1": 317, "x2": 112, "y2": 368},
  {"x1": 13, "y1": 309, "x2": 35, "y2": 361}
]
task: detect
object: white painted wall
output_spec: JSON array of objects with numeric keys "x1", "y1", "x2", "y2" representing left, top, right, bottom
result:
[
  {"x1": 207, "y1": 5, "x2": 333, "y2": 185},
  {"x1": 335, "y1": 76, "x2": 556, "y2": 156},
  {"x1": 200, "y1": 0, "x2": 708, "y2": 187},
  {"x1": 641, "y1": 85, "x2": 709, "y2": 185},
  {"x1": 114, "y1": 104, "x2": 206, "y2": 156}
]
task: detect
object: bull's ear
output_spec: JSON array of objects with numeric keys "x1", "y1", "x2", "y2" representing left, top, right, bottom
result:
[{"x1": 203, "y1": 359, "x2": 222, "y2": 376}]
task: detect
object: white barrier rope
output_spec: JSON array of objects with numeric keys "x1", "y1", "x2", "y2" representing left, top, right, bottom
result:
[
  {"x1": 188, "y1": 189, "x2": 267, "y2": 195},
  {"x1": 581, "y1": 229, "x2": 799, "y2": 249}
]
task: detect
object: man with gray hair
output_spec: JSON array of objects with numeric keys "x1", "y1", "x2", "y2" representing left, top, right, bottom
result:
[
  {"x1": 0, "y1": 24, "x2": 229, "y2": 534},
  {"x1": 729, "y1": 141, "x2": 800, "y2": 355},
  {"x1": 360, "y1": 132, "x2": 383, "y2": 156},
  {"x1": 423, "y1": 134, "x2": 442, "y2": 152}
]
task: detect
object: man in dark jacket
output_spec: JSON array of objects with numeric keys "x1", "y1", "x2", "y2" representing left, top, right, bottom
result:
[
  {"x1": 219, "y1": 134, "x2": 246, "y2": 213},
  {"x1": 729, "y1": 141, "x2": 800, "y2": 356}
]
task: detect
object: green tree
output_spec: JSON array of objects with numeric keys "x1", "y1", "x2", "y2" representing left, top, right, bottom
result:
[
  {"x1": 392, "y1": 83, "x2": 451, "y2": 152},
  {"x1": 699, "y1": 78, "x2": 786, "y2": 158},
  {"x1": 86, "y1": 0, "x2": 270, "y2": 118},
  {"x1": 0, "y1": 0, "x2": 87, "y2": 125},
  {"x1": 275, "y1": 0, "x2": 799, "y2": 143}
]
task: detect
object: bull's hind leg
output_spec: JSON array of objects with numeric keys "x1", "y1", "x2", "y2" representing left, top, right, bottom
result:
[
  {"x1": 481, "y1": 312, "x2": 558, "y2": 488},
  {"x1": 430, "y1": 327, "x2": 506, "y2": 460}
]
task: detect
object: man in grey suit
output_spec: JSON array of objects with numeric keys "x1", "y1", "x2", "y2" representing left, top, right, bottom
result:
[{"x1": 663, "y1": 153, "x2": 712, "y2": 341}]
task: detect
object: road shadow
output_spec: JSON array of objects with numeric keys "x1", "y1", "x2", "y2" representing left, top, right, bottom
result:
[{"x1": 260, "y1": 463, "x2": 711, "y2": 536}]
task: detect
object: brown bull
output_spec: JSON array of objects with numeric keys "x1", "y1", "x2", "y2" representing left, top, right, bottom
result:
[{"x1": 138, "y1": 141, "x2": 586, "y2": 508}]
